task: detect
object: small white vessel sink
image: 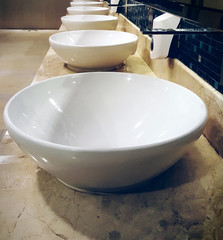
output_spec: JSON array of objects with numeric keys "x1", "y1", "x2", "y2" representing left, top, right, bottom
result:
[
  {"x1": 61, "y1": 15, "x2": 118, "y2": 30},
  {"x1": 70, "y1": 1, "x2": 104, "y2": 7},
  {"x1": 4, "y1": 72, "x2": 207, "y2": 192},
  {"x1": 49, "y1": 30, "x2": 138, "y2": 71},
  {"x1": 71, "y1": 0, "x2": 101, "y2": 1},
  {"x1": 67, "y1": 6, "x2": 109, "y2": 15}
]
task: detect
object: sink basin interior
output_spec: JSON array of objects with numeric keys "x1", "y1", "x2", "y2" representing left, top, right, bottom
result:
[{"x1": 6, "y1": 72, "x2": 207, "y2": 149}]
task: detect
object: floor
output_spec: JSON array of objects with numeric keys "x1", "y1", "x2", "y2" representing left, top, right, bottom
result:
[{"x1": 0, "y1": 29, "x2": 57, "y2": 134}]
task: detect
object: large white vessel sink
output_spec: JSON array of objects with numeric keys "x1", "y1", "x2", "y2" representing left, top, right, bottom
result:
[
  {"x1": 67, "y1": 6, "x2": 109, "y2": 15},
  {"x1": 70, "y1": 1, "x2": 104, "y2": 7},
  {"x1": 4, "y1": 72, "x2": 207, "y2": 193},
  {"x1": 61, "y1": 15, "x2": 118, "y2": 30},
  {"x1": 49, "y1": 30, "x2": 138, "y2": 71}
]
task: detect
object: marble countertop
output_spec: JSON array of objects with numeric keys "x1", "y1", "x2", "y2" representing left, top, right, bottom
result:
[{"x1": 1, "y1": 17, "x2": 223, "y2": 240}]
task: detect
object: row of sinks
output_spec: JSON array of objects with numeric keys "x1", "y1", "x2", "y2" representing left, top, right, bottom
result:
[
  {"x1": 51, "y1": 1, "x2": 138, "y2": 71},
  {"x1": 50, "y1": 0, "x2": 137, "y2": 71},
  {"x1": 3, "y1": 0, "x2": 208, "y2": 193},
  {"x1": 63, "y1": 0, "x2": 115, "y2": 31}
]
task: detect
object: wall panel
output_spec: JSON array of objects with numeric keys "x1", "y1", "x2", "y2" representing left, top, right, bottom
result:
[{"x1": 0, "y1": 0, "x2": 70, "y2": 29}]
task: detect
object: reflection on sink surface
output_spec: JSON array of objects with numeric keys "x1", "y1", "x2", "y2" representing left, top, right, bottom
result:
[
  {"x1": 4, "y1": 72, "x2": 208, "y2": 192},
  {"x1": 49, "y1": 30, "x2": 138, "y2": 71},
  {"x1": 61, "y1": 15, "x2": 118, "y2": 30}
]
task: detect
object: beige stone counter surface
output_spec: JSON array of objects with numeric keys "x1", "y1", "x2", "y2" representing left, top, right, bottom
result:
[
  {"x1": 1, "y1": 15, "x2": 223, "y2": 240},
  {"x1": 1, "y1": 129, "x2": 223, "y2": 239}
]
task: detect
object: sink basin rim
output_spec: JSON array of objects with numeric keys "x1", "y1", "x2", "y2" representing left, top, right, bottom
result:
[
  {"x1": 61, "y1": 15, "x2": 118, "y2": 23},
  {"x1": 61, "y1": 15, "x2": 118, "y2": 31},
  {"x1": 70, "y1": 1, "x2": 104, "y2": 6},
  {"x1": 67, "y1": 6, "x2": 109, "y2": 12},
  {"x1": 67, "y1": 6, "x2": 109, "y2": 10},
  {"x1": 4, "y1": 72, "x2": 208, "y2": 153}
]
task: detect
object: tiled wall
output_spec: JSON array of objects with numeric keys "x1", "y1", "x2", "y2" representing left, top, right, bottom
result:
[
  {"x1": 178, "y1": 20, "x2": 223, "y2": 94},
  {"x1": 112, "y1": 0, "x2": 223, "y2": 94}
]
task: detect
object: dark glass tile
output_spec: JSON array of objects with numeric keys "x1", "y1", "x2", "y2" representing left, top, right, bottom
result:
[
  {"x1": 205, "y1": 60, "x2": 221, "y2": 75},
  {"x1": 217, "y1": 85, "x2": 223, "y2": 94},
  {"x1": 119, "y1": 4, "x2": 223, "y2": 94}
]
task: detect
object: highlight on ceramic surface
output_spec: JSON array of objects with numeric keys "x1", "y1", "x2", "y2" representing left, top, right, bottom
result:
[{"x1": 3, "y1": 0, "x2": 210, "y2": 193}]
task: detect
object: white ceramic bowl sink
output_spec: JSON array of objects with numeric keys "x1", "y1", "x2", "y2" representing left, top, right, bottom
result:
[
  {"x1": 70, "y1": 1, "x2": 104, "y2": 7},
  {"x1": 71, "y1": 0, "x2": 101, "y2": 1},
  {"x1": 4, "y1": 72, "x2": 207, "y2": 193},
  {"x1": 49, "y1": 30, "x2": 138, "y2": 71},
  {"x1": 67, "y1": 6, "x2": 109, "y2": 15},
  {"x1": 61, "y1": 15, "x2": 118, "y2": 30}
]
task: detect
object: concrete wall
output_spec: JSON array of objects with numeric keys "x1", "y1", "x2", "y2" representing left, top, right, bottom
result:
[{"x1": 0, "y1": 0, "x2": 70, "y2": 29}]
